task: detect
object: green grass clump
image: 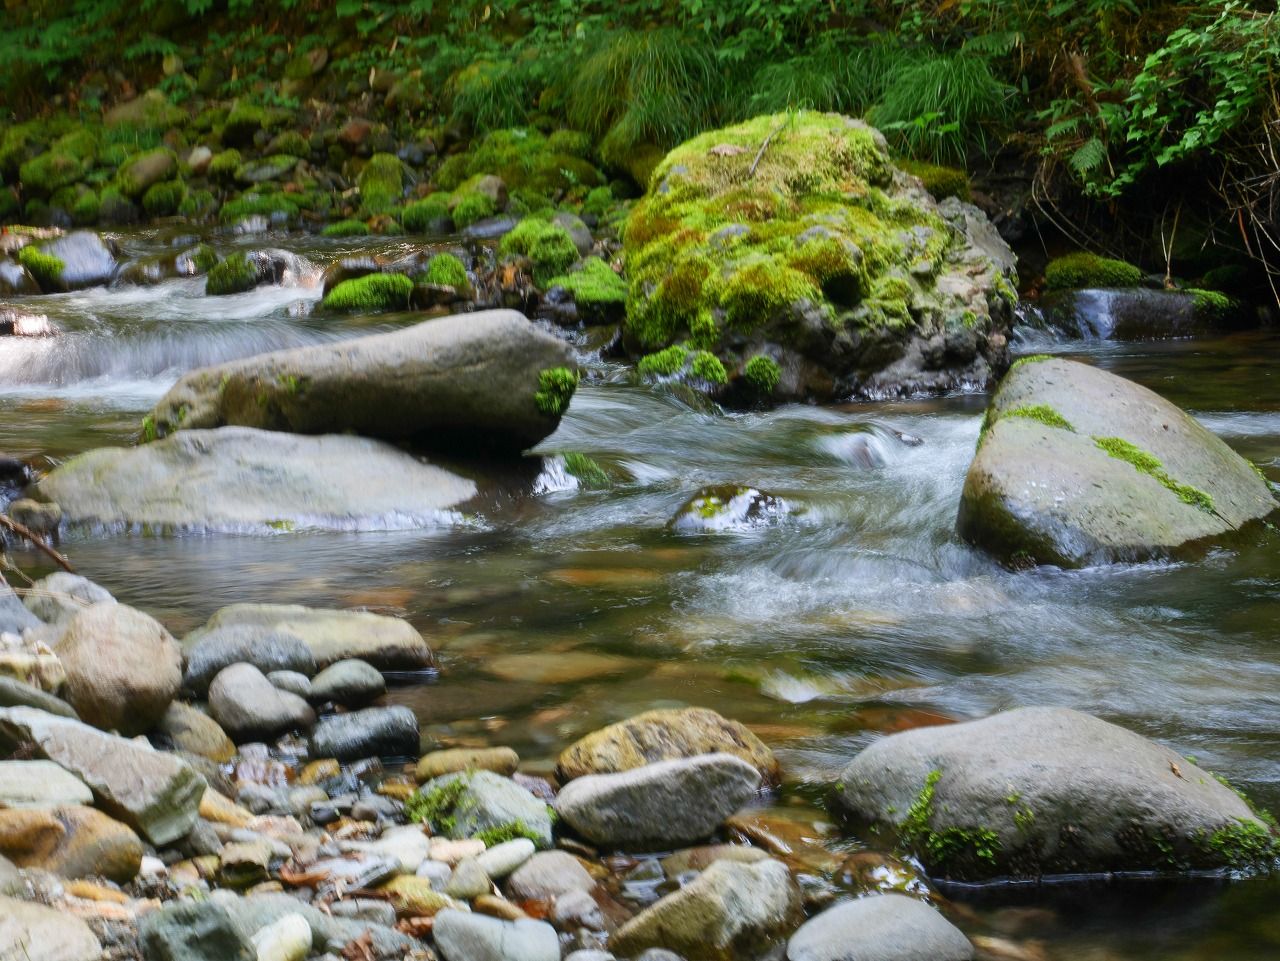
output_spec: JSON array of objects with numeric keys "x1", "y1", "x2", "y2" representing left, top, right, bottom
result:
[
  {"x1": 500, "y1": 217, "x2": 580, "y2": 286},
  {"x1": 1006, "y1": 404, "x2": 1074, "y2": 432},
  {"x1": 451, "y1": 191, "x2": 497, "y2": 228},
  {"x1": 142, "y1": 179, "x2": 185, "y2": 217},
  {"x1": 18, "y1": 245, "x2": 65, "y2": 291},
  {"x1": 1045, "y1": 252, "x2": 1144, "y2": 290},
  {"x1": 219, "y1": 191, "x2": 298, "y2": 223},
  {"x1": 401, "y1": 195, "x2": 452, "y2": 233},
  {"x1": 321, "y1": 219, "x2": 370, "y2": 237},
  {"x1": 322, "y1": 272, "x2": 414, "y2": 313},
  {"x1": 638, "y1": 344, "x2": 689, "y2": 378},
  {"x1": 358, "y1": 152, "x2": 404, "y2": 216},
  {"x1": 1093, "y1": 436, "x2": 1215, "y2": 513},
  {"x1": 745, "y1": 355, "x2": 781, "y2": 394},
  {"x1": 547, "y1": 257, "x2": 626, "y2": 310},
  {"x1": 563, "y1": 452, "x2": 610, "y2": 488},
  {"x1": 423, "y1": 253, "x2": 468, "y2": 289},
  {"x1": 205, "y1": 253, "x2": 259, "y2": 296},
  {"x1": 534, "y1": 366, "x2": 578, "y2": 416}
]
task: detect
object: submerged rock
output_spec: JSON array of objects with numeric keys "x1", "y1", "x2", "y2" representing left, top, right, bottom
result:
[
  {"x1": 147, "y1": 310, "x2": 577, "y2": 455},
  {"x1": 833, "y1": 706, "x2": 1277, "y2": 879},
  {"x1": 786, "y1": 893, "x2": 973, "y2": 961},
  {"x1": 183, "y1": 625, "x2": 318, "y2": 695},
  {"x1": 670, "y1": 485, "x2": 788, "y2": 533},
  {"x1": 37, "y1": 426, "x2": 477, "y2": 534},
  {"x1": 957, "y1": 357, "x2": 1275, "y2": 567},
  {"x1": 1041, "y1": 287, "x2": 1248, "y2": 340},
  {"x1": 623, "y1": 113, "x2": 1016, "y2": 404}
]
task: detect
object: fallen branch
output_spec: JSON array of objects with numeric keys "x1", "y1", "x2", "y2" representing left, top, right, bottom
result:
[
  {"x1": 749, "y1": 121, "x2": 787, "y2": 179},
  {"x1": 0, "y1": 513, "x2": 74, "y2": 573}
]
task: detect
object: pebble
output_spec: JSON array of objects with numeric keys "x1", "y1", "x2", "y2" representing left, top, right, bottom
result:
[
  {"x1": 446, "y1": 857, "x2": 492, "y2": 899},
  {"x1": 250, "y1": 913, "x2": 312, "y2": 961},
  {"x1": 475, "y1": 837, "x2": 536, "y2": 879}
]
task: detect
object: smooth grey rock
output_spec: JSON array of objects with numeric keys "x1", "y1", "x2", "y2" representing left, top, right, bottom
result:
[
  {"x1": 432, "y1": 910, "x2": 560, "y2": 961},
  {"x1": 610, "y1": 859, "x2": 800, "y2": 960},
  {"x1": 184, "y1": 625, "x2": 317, "y2": 695},
  {"x1": 329, "y1": 899, "x2": 397, "y2": 927},
  {"x1": 209, "y1": 663, "x2": 316, "y2": 741},
  {"x1": 423, "y1": 770, "x2": 554, "y2": 848},
  {"x1": 0, "y1": 706, "x2": 205, "y2": 845},
  {"x1": 139, "y1": 899, "x2": 254, "y2": 961},
  {"x1": 185, "y1": 603, "x2": 433, "y2": 670},
  {"x1": 148, "y1": 310, "x2": 577, "y2": 455},
  {"x1": 834, "y1": 706, "x2": 1273, "y2": 879},
  {"x1": 446, "y1": 857, "x2": 491, "y2": 899},
  {"x1": 565, "y1": 952, "x2": 616, "y2": 961},
  {"x1": 308, "y1": 659, "x2": 385, "y2": 706},
  {"x1": 0, "y1": 760, "x2": 92, "y2": 808},
  {"x1": 22, "y1": 572, "x2": 113, "y2": 625},
  {"x1": 0, "y1": 676, "x2": 78, "y2": 718},
  {"x1": 506, "y1": 850, "x2": 594, "y2": 901},
  {"x1": 555, "y1": 753, "x2": 760, "y2": 850},
  {"x1": 475, "y1": 837, "x2": 536, "y2": 879},
  {"x1": 54, "y1": 601, "x2": 182, "y2": 735},
  {"x1": 786, "y1": 894, "x2": 973, "y2": 961},
  {"x1": 268, "y1": 670, "x2": 313, "y2": 698},
  {"x1": 309, "y1": 705, "x2": 417, "y2": 761},
  {"x1": 552, "y1": 888, "x2": 607, "y2": 931},
  {"x1": 1041, "y1": 287, "x2": 1245, "y2": 340},
  {"x1": 0, "y1": 580, "x2": 41, "y2": 635},
  {"x1": 217, "y1": 890, "x2": 417, "y2": 956},
  {"x1": 30, "y1": 231, "x2": 117, "y2": 290},
  {"x1": 957, "y1": 357, "x2": 1276, "y2": 567},
  {"x1": 38, "y1": 427, "x2": 478, "y2": 534},
  {"x1": 0, "y1": 895, "x2": 102, "y2": 961}
]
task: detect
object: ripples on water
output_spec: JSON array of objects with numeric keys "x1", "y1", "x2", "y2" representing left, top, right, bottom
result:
[{"x1": 3, "y1": 231, "x2": 1280, "y2": 958}]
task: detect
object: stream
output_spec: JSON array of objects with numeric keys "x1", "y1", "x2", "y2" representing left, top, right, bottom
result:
[{"x1": 3, "y1": 229, "x2": 1280, "y2": 959}]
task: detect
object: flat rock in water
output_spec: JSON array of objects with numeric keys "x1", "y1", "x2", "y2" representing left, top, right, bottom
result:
[
  {"x1": 0, "y1": 895, "x2": 102, "y2": 961},
  {"x1": 148, "y1": 310, "x2": 577, "y2": 455},
  {"x1": 555, "y1": 753, "x2": 761, "y2": 850},
  {"x1": 308, "y1": 659, "x2": 385, "y2": 705},
  {"x1": 309, "y1": 705, "x2": 418, "y2": 761},
  {"x1": 0, "y1": 706, "x2": 206, "y2": 845},
  {"x1": 0, "y1": 760, "x2": 92, "y2": 809},
  {"x1": 184, "y1": 602, "x2": 433, "y2": 670},
  {"x1": 432, "y1": 910, "x2": 560, "y2": 961},
  {"x1": 833, "y1": 706, "x2": 1275, "y2": 879},
  {"x1": 38, "y1": 426, "x2": 477, "y2": 534},
  {"x1": 957, "y1": 357, "x2": 1276, "y2": 566},
  {"x1": 786, "y1": 894, "x2": 973, "y2": 961}
]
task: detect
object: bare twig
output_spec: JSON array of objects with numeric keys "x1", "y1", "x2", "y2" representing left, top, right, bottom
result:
[
  {"x1": 0, "y1": 513, "x2": 74, "y2": 573},
  {"x1": 749, "y1": 121, "x2": 787, "y2": 179}
]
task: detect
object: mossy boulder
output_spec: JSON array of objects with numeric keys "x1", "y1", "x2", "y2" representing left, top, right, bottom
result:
[
  {"x1": 500, "y1": 217, "x2": 580, "y2": 286},
  {"x1": 118, "y1": 149, "x2": 177, "y2": 199},
  {"x1": 622, "y1": 112, "x2": 1017, "y2": 404},
  {"x1": 18, "y1": 150, "x2": 85, "y2": 197},
  {"x1": 421, "y1": 253, "x2": 468, "y2": 291},
  {"x1": 141, "y1": 179, "x2": 186, "y2": 218},
  {"x1": 322, "y1": 273, "x2": 413, "y2": 313},
  {"x1": 1040, "y1": 287, "x2": 1249, "y2": 339},
  {"x1": 434, "y1": 128, "x2": 604, "y2": 200},
  {"x1": 958, "y1": 357, "x2": 1275, "y2": 567},
  {"x1": 357, "y1": 153, "x2": 404, "y2": 216},
  {"x1": 546, "y1": 257, "x2": 627, "y2": 325},
  {"x1": 18, "y1": 232, "x2": 116, "y2": 292},
  {"x1": 1044, "y1": 252, "x2": 1144, "y2": 290},
  {"x1": 206, "y1": 253, "x2": 260, "y2": 296},
  {"x1": 400, "y1": 195, "x2": 452, "y2": 234},
  {"x1": 833, "y1": 706, "x2": 1279, "y2": 880}
]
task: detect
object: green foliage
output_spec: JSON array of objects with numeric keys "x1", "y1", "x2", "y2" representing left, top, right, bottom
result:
[
  {"x1": 18, "y1": 246, "x2": 65, "y2": 291},
  {"x1": 744, "y1": 355, "x2": 781, "y2": 394},
  {"x1": 178, "y1": 189, "x2": 217, "y2": 220},
  {"x1": 535, "y1": 366, "x2": 579, "y2": 416},
  {"x1": 209, "y1": 149, "x2": 242, "y2": 180},
  {"x1": 401, "y1": 195, "x2": 453, "y2": 233},
  {"x1": 205, "y1": 253, "x2": 258, "y2": 296},
  {"x1": 1094, "y1": 436, "x2": 1215, "y2": 513},
  {"x1": 500, "y1": 217, "x2": 580, "y2": 285},
  {"x1": 1044, "y1": 253, "x2": 1145, "y2": 290},
  {"x1": 423, "y1": 253, "x2": 469, "y2": 289},
  {"x1": 322, "y1": 273, "x2": 414, "y2": 312},
  {"x1": 321, "y1": 219, "x2": 370, "y2": 237}
]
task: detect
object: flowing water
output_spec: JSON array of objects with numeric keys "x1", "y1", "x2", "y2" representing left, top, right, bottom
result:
[{"x1": 3, "y1": 229, "x2": 1280, "y2": 958}]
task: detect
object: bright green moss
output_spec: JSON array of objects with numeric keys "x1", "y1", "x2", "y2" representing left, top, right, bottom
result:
[
  {"x1": 1189, "y1": 288, "x2": 1237, "y2": 322},
  {"x1": 423, "y1": 252, "x2": 469, "y2": 289},
  {"x1": 1093, "y1": 436, "x2": 1215, "y2": 513},
  {"x1": 722, "y1": 260, "x2": 819, "y2": 330},
  {"x1": 321, "y1": 219, "x2": 370, "y2": 237},
  {"x1": 691, "y1": 350, "x2": 727, "y2": 384},
  {"x1": 17, "y1": 246, "x2": 65, "y2": 290},
  {"x1": 140, "y1": 414, "x2": 158, "y2": 443},
  {"x1": 897, "y1": 158, "x2": 972, "y2": 201},
  {"x1": 405, "y1": 777, "x2": 468, "y2": 834},
  {"x1": 205, "y1": 253, "x2": 258, "y2": 296},
  {"x1": 473, "y1": 821, "x2": 545, "y2": 846},
  {"x1": 322, "y1": 273, "x2": 414, "y2": 313},
  {"x1": 547, "y1": 257, "x2": 626, "y2": 308},
  {"x1": 209, "y1": 148, "x2": 242, "y2": 179},
  {"x1": 451, "y1": 191, "x2": 497, "y2": 228},
  {"x1": 534, "y1": 366, "x2": 579, "y2": 416},
  {"x1": 547, "y1": 130, "x2": 592, "y2": 157},
  {"x1": 744, "y1": 354, "x2": 781, "y2": 394},
  {"x1": 70, "y1": 189, "x2": 100, "y2": 225},
  {"x1": 401, "y1": 195, "x2": 452, "y2": 233},
  {"x1": 583, "y1": 186, "x2": 613, "y2": 217},
  {"x1": 219, "y1": 191, "x2": 299, "y2": 223},
  {"x1": 1044, "y1": 252, "x2": 1144, "y2": 290},
  {"x1": 898, "y1": 769, "x2": 1001, "y2": 872},
  {"x1": 178, "y1": 189, "x2": 217, "y2": 220},
  {"x1": 142, "y1": 179, "x2": 186, "y2": 217},
  {"x1": 357, "y1": 152, "x2": 404, "y2": 216},
  {"x1": 19, "y1": 150, "x2": 83, "y2": 196},
  {"x1": 500, "y1": 217, "x2": 580, "y2": 286},
  {"x1": 432, "y1": 127, "x2": 605, "y2": 203},
  {"x1": 637, "y1": 344, "x2": 689, "y2": 378},
  {"x1": 563, "y1": 452, "x2": 610, "y2": 488},
  {"x1": 1006, "y1": 404, "x2": 1074, "y2": 432},
  {"x1": 1010, "y1": 353, "x2": 1052, "y2": 372}
]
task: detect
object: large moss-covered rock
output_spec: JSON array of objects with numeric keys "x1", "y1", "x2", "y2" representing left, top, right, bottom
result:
[
  {"x1": 147, "y1": 311, "x2": 576, "y2": 455},
  {"x1": 623, "y1": 112, "x2": 1016, "y2": 404},
  {"x1": 957, "y1": 357, "x2": 1275, "y2": 567},
  {"x1": 37, "y1": 427, "x2": 477, "y2": 534},
  {"x1": 832, "y1": 706, "x2": 1278, "y2": 880}
]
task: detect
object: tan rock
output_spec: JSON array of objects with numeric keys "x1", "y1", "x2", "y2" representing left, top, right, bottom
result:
[
  {"x1": 377, "y1": 875, "x2": 465, "y2": 917},
  {"x1": 200, "y1": 788, "x2": 254, "y2": 827},
  {"x1": 156, "y1": 701, "x2": 235, "y2": 762},
  {"x1": 0, "y1": 805, "x2": 143, "y2": 883},
  {"x1": 415, "y1": 747, "x2": 519, "y2": 782},
  {"x1": 0, "y1": 895, "x2": 102, "y2": 961}
]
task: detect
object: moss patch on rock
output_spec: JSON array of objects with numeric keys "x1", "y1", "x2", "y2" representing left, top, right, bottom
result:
[
  {"x1": 435, "y1": 127, "x2": 603, "y2": 199},
  {"x1": 1093, "y1": 435, "x2": 1215, "y2": 514},
  {"x1": 897, "y1": 158, "x2": 971, "y2": 201},
  {"x1": 401, "y1": 195, "x2": 452, "y2": 233},
  {"x1": 357, "y1": 152, "x2": 404, "y2": 216},
  {"x1": 205, "y1": 253, "x2": 258, "y2": 296},
  {"x1": 744, "y1": 354, "x2": 781, "y2": 394},
  {"x1": 321, "y1": 219, "x2": 370, "y2": 237},
  {"x1": 1044, "y1": 252, "x2": 1144, "y2": 290},
  {"x1": 548, "y1": 257, "x2": 627, "y2": 316},
  {"x1": 18, "y1": 245, "x2": 65, "y2": 291},
  {"x1": 451, "y1": 191, "x2": 497, "y2": 228},
  {"x1": 422, "y1": 253, "x2": 468, "y2": 290},
  {"x1": 500, "y1": 217, "x2": 580, "y2": 286},
  {"x1": 1007, "y1": 404, "x2": 1073, "y2": 432},
  {"x1": 322, "y1": 272, "x2": 414, "y2": 313},
  {"x1": 534, "y1": 366, "x2": 579, "y2": 416}
]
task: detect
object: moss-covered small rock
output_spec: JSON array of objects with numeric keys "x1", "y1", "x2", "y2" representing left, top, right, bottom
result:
[
  {"x1": 205, "y1": 253, "x2": 259, "y2": 296},
  {"x1": 500, "y1": 217, "x2": 580, "y2": 286},
  {"x1": 358, "y1": 153, "x2": 404, "y2": 216},
  {"x1": 141, "y1": 179, "x2": 186, "y2": 218},
  {"x1": 547, "y1": 257, "x2": 627, "y2": 325},
  {"x1": 401, "y1": 195, "x2": 453, "y2": 234},
  {"x1": 321, "y1": 219, "x2": 370, "y2": 237},
  {"x1": 1044, "y1": 252, "x2": 1144, "y2": 290},
  {"x1": 422, "y1": 253, "x2": 468, "y2": 290},
  {"x1": 322, "y1": 273, "x2": 413, "y2": 313}
]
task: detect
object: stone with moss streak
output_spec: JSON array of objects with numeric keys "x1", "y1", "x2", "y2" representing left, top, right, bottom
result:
[
  {"x1": 147, "y1": 311, "x2": 575, "y2": 455},
  {"x1": 833, "y1": 706, "x2": 1277, "y2": 880},
  {"x1": 958, "y1": 357, "x2": 1275, "y2": 567},
  {"x1": 623, "y1": 112, "x2": 1016, "y2": 404}
]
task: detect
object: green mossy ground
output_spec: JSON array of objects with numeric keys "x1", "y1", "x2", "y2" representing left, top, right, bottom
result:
[
  {"x1": 322, "y1": 272, "x2": 414, "y2": 312},
  {"x1": 451, "y1": 191, "x2": 497, "y2": 228},
  {"x1": 1044, "y1": 252, "x2": 1144, "y2": 290}
]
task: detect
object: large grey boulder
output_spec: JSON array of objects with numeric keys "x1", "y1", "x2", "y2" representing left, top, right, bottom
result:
[
  {"x1": 139, "y1": 900, "x2": 254, "y2": 961},
  {"x1": 432, "y1": 911, "x2": 560, "y2": 961},
  {"x1": 183, "y1": 624, "x2": 317, "y2": 695},
  {"x1": 209, "y1": 663, "x2": 316, "y2": 741},
  {"x1": 0, "y1": 706, "x2": 205, "y2": 845},
  {"x1": 787, "y1": 894, "x2": 972, "y2": 961},
  {"x1": 185, "y1": 603, "x2": 432, "y2": 670},
  {"x1": 0, "y1": 895, "x2": 102, "y2": 961},
  {"x1": 37, "y1": 427, "x2": 477, "y2": 534},
  {"x1": 833, "y1": 706, "x2": 1277, "y2": 880},
  {"x1": 610, "y1": 858, "x2": 800, "y2": 961},
  {"x1": 418, "y1": 770, "x2": 555, "y2": 848},
  {"x1": 555, "y1": 753, "x2": 760, "y2": 850},
  {"x1": 147, "y1": 310, "x2": 577, "y2": 454},
  {"x1": 22, "y1": 572, "x2": 113, "y2": 626},
  {"x1": 957, "y1": 357, "x2": 1275, "y2": 567},
  {"x1": 53, "y1": 601, "x2": 182, "y2": 735},
  {"x1": 27, "y1": 232, "x2": 117, "y2": 291}
]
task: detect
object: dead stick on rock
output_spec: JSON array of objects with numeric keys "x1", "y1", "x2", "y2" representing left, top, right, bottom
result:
[
  {"x1": 748, "y1": 121, "x2": 787, "y2": 179},
  {"x1": 0, "y1": 513, "x2": 74, "y2": 573}
]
